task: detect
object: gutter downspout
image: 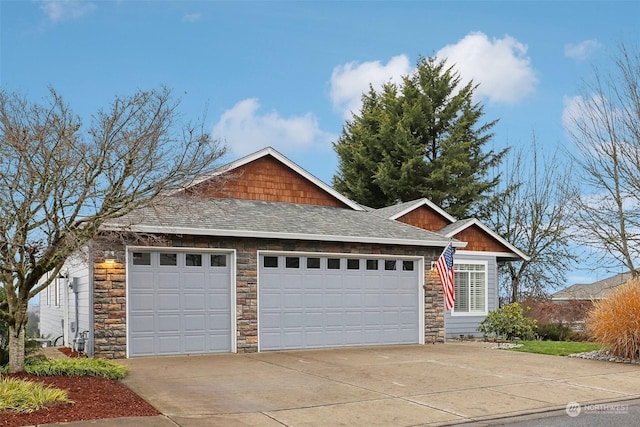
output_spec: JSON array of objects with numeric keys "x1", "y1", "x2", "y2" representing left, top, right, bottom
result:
[
  {"x1": 87, "y1": 250, "x2": 95, "y2": 357},
  {"x1": 62, "y1": 273, "x2": 70, "y2": 346},
  {"x1": 71, "y1": 277, "x2": 80, "y2": 351}
]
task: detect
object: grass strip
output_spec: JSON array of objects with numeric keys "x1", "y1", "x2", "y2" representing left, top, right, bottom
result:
[{"x1": 508, "y1": 340, "x2": 602, "y2": 356}]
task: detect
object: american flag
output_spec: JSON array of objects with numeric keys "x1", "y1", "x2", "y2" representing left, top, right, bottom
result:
[{"x1": 436, "y1": 243, "x2": 455, "y2": 310}]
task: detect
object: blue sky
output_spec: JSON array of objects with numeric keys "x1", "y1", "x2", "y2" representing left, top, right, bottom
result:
[{"x1": 1, "y1": 0, "x2": 639, "y2": 286}]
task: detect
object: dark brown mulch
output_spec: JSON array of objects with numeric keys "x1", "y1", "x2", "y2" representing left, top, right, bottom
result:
[
  {"x1": 0, "y1": 355, "x2": 160, "y2": 426},
  {"x1": 56, "y1": 346, "x2": 86, "y2": 358}
]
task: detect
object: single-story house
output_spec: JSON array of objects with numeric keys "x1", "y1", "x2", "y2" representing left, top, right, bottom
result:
[
  {"x1": 549, "y1": 272, "x2": 635, "y2": 327},
  {"x1": 39, "y1": 147, "x2": 527, "y2": 358},
  {"x1": 552, "y1": 272, "x2": 635, "y2": 302}
]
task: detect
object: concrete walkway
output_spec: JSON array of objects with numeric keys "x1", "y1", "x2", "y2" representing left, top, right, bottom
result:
[{"x1": 47, "y1": 342, "x2": 640, "y2": 426}]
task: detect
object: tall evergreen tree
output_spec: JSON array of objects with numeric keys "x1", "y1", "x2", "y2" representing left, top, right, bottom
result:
[{"x1": 333, "y1": 57, "x2": 506, "y2": 219}]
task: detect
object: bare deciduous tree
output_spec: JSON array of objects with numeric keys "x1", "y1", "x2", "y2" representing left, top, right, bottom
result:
[
  {"x1": 0, "y1": 87, "x2": 225, "y2": 372},
  {"x1": 566, "y1": 44, "x2": 640, "y2": 277},
  {"x1": 490, "y1": 138, "x2": 577, "y2": 303}
]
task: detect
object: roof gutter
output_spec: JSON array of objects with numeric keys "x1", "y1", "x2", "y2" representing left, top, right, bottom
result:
[{"x1": 101, "y1": 224, "x2": 467, "y2": 249}]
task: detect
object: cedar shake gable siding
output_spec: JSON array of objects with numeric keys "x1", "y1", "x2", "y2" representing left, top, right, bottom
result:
[
  {"x1": 452, "y1": 223, "x2": 512, "y2": 253},
  {"x1": 396, "y1": 206, "x2": 451, "y2": 232},
  {"x1": 191, "y1": 156, "x2": 350, "y2": 208}
]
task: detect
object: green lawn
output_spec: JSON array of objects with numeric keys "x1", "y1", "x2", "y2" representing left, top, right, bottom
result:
[{"x1": 508, "y1": 341, "x2": 602, "y2": 356}]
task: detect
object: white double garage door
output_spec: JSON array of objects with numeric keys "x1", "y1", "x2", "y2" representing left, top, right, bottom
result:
[{"x1": 128, "y1": 249, "x2": 423, "y2": 357}]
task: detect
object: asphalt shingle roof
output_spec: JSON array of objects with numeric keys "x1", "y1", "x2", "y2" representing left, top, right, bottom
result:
[
  {"x1": 371, "y1": 200, "x2": 420, "y2": 218},
  {"x1": 106, "y1": 197, "x2": 450, "y2": 247},
  {"x1": 552, "y1": 272, "x2": 635, "y2": 300}
]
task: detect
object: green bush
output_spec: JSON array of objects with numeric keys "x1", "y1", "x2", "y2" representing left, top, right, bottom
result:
[
  {"x1": 478, "y1": 302, "x2": 537, "y2": 341},
  {"x1": 588, "y1": 278, "x2": 640, "y2": 360},
  {"x1": 536, "y1": 323, "x2": 574, "y2": 341},
  {"x1": 0, "y1": 377, "x2": 71, "y2": 413},
  {"x1": 25, "y1": 358, "x2": 129, "y2": 380}
]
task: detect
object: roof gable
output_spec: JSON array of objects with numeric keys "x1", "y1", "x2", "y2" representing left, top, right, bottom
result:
[
  {"x1": 186, "y1": 147, "x2": 362, "y2": 210},
  {"x1": 439, "y1": 218, "x2": 529, "y2": 261},
  {"x1": 392, "y1": 204, "x2": 452, "y2": 232},
  {"x1": 375, "y1": 199, "x2": 456, "y2": 226}
]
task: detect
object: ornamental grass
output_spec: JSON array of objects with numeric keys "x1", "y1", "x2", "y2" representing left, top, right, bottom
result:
[
  {"x1": 0, "y1": 377, "x2": 71, "y2": 413},
  {"x1": 25, "y1": 358, "x2": 129, "y2": 380},
  {"x1": 587, "y1": 277, "x2": 640, "y2": 361}
]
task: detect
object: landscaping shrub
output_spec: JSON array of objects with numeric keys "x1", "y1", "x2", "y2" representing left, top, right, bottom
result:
[
  {"x1": 478, "y1": 302, "x2": 537, "y2": 340},
  {"x1": 587, "y1": 278, "x2": 640, "y2": 360},
  {"x1": 25, "y1": 358, "x2": 129, "y2": 380},
  {"x1": 536, "y1": 323, "x2": 574, "y2": 341},
  {"x1": 0, "y1": 377, "x2": 71, "y2": 413}
]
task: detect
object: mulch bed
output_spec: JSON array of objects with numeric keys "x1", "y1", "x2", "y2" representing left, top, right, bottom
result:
[{"x1": 0, "y1": 348, "x2": 160, "y2": 426}]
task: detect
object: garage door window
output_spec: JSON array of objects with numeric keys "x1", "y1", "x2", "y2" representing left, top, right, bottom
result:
[
  {"x1": 160, "y1": 253, "x2": 177, "y2": 266},
  {"x1": 211, "y1": 254, "x2": 227, "y2": 267},
  {"x1": 347, "y1": 259, "x2": 360, "y2": 270},
  {"x1": 186, "y1": 254, "x2": 202, "y2": 267},
  {"x1": 403, "y1": 261, "x2": 414, "y2": 271},
  {"x1": 327, "y1": 258, "x2": 340, "y2": 269},
  {"x1": 132, "y1": 252, "x2": 151, "y2": 266},
  {"x1": 307, "y1": 257, "x2": 321, "y2": 269},
  {"x1": 286, "y1": 257, "x2": 300, "y2": 268},
  {"x1": 385, "y1": 260, "x2": 397, "y2": 270},
  {"x1": 264, "y1": 256, "x2": 278, "y2": 268},
  {"x1": 366, "y1": 259, "x2": 378, "y2": 270}
]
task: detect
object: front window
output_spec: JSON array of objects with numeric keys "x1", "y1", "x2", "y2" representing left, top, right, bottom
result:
[{"x1": 453, "y1": 262, "x2": 487, "y2": 314}]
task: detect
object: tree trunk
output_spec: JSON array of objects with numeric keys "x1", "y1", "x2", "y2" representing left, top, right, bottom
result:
[
  {"x1": 511, "y1": 278, "x2": 519, "y2": 304},
  {"x1": 8, "y1": 324, "x2": 26, "y2": 373}
]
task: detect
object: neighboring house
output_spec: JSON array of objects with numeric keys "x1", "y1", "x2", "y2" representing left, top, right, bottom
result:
[
  {"x1": 40, "y1": 147, "x2": 527, "y2": 358},
  {"x1": 552, "y1": 272, "x2": 634, "y2": 302},
  {"x1": 550, "y1": 272, "x2": 634, "y2": 327}
]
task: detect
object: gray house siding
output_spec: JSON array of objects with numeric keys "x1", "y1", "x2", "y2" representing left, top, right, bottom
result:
[
  {"x1": 444, "y1": 252, "x2": 498, "y2": 339},
  {"x1": 39, "y1": 271, "x2": 65, "y2": 345},
  {"x1": 39, "y1": 254, "x2": 91, "y2": 352}
]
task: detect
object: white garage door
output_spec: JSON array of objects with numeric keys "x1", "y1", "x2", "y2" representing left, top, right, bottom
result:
[
  {"x1": 259, "y1": 254, "x2": 421, "y2": 351},
  {"x1": 128, "y1": 250, "x2": 233, "y2": 357}
]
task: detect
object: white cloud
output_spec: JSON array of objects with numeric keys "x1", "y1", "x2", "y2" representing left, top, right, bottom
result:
[
  {"x1": 182, "y1": 13, "x2": 201, "y2": 23},
  {"x1": 328, "y1": 33, "x2": 536, "y2": 118},
  {"x1": 212, "y1": 98, "x2": 336, "y2": 156},
  {"x1": 436, "y1": 32, "x2": 538, "y2": 104},
  {"x1": 565, "y1": 39, "x2": 602, "y2": 61},
  {"x1": 330, "y1": 55, "x2": 412, "y2": 120},
  {"x1": 40, "y1": 0, "x2": 96, "y2": 23},
  {"x1": 561, "y1": 95, "x2": 586, "y2": 134}
]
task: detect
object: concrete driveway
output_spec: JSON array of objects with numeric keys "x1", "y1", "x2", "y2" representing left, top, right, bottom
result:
[{"x1": 118, "y1": 342, "x2": 640, "y2": 426}]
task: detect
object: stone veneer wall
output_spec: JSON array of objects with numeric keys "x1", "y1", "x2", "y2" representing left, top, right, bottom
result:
[{"x1": 92, "y1": 235, "x2": 445, "y2": 358}]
